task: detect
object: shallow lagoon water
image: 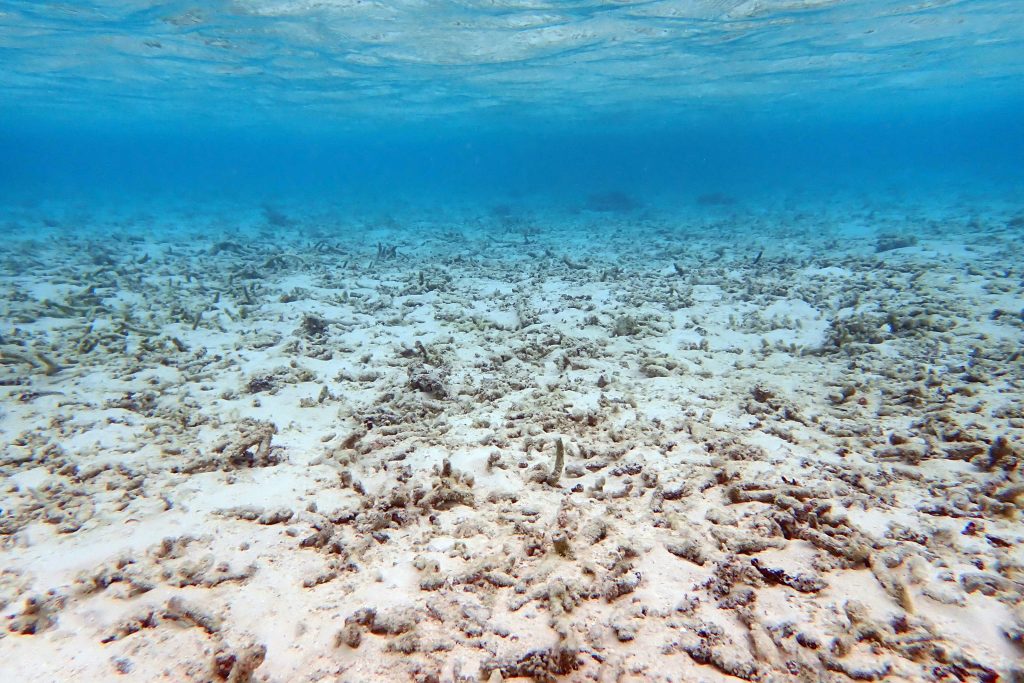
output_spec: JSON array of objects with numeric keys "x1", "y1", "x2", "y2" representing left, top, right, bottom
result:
[{"x1": 1, "y1": 2, "x2": 1023, "y2": 681}]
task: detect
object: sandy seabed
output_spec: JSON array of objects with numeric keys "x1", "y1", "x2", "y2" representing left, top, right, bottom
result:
[{"x1": 1, "y1": 197, "x2": 1022, "y2": 682}]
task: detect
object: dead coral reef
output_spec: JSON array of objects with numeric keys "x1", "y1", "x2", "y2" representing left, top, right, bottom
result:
[
  {"x1": 1, "y1": 204, "x2": 1022, "y2": 681},
  {"x1": 584, "y1": 190, "x2": 640, "y2": 213},
  {"x1": 875, "y1": 233, "x2": 918, "y2": 252}
]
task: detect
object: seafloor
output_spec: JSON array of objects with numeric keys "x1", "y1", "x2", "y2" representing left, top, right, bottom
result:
[{"x1": 1, "y1": 194, "x2": 1022, "y2": 682}]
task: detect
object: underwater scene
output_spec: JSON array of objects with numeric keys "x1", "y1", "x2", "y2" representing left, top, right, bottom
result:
[{"x1": 1, "y1": 1, "x2": 1023, "y2": 681}]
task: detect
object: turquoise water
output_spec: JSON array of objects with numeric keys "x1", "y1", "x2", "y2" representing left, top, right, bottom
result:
[
  {"x1": 4, "y1": 4, "x2": 1024, "y2": 681},
  {"x1": 2, "y1": 0, "x2": 1022, "y2": 214}
]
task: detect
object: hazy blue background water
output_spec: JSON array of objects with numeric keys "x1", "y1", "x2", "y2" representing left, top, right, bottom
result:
[{"x1": 1, "y1": 0, "x2": 1022, "y2": 215}]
